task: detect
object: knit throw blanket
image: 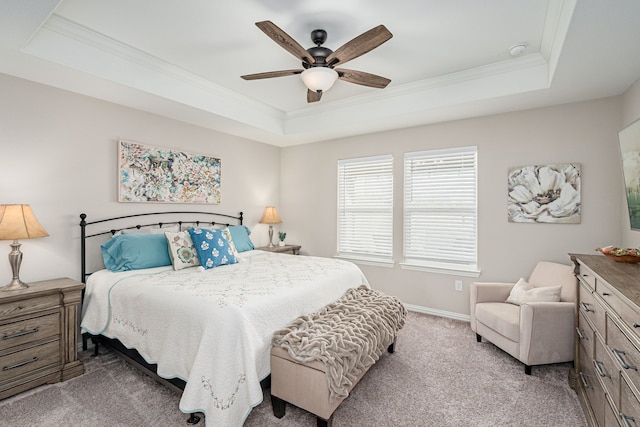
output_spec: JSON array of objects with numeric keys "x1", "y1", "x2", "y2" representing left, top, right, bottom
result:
[{"x1": 272, "y1": 285, "x2": 406, "y2": 401}]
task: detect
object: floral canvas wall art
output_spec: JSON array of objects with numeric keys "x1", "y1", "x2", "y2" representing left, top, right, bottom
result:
[
  {"x1": 118, "y1": 140, "x2": 221, "y2": 204},
  {"x1": 507, "y1": 163, "x2": 581, "y2": 223},
  {"x1": 619, "y1": 119, "x2": 640, "y2": 230}
]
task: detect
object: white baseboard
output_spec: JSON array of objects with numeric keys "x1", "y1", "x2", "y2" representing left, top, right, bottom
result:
[{"x1": 404, "y1": 303, "x2": 470, "y2": 322}]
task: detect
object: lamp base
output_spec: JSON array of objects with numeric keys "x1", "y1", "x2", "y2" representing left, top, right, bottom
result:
[
  {"x1": 2, "y1": 278, "x2": 28, "y2": 292},
  {"x1": 3, "y1": 239, "x2": 27, "y2": 291},
  {"x1": 267, "y1": 225, "x2": 275, "y2": 247}
]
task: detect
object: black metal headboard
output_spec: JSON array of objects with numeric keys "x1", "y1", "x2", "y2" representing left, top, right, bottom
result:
[{"x1": 79, "y1": 210, "x2": 243, "y2": 282}]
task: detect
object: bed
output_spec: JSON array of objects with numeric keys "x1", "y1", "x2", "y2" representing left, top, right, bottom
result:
[{"x1": 78, "y1": 211, "x2": 369, "y2": 426}]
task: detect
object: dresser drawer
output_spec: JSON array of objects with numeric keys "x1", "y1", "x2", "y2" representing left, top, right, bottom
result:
[
  {"x1": 621, "y1": 376, "x2": 640, "y2": 427},
  {"x1": 594, "y1": 334, "x2": 620, "y2": 407},
  {"x1": 578, "y1": 310, "x2": 596, "y2": 360},
  {"x1": 0, "y1": 312, "x2": 60, "y2": 352},
  {"x1": 0, "y1": 340, "x2": 61, "y2": 383},
  {"x1": 604, "y1": 397, "x2": 622, "y2": 427},
  {"x1": 581, "y1": 345, "x2": 606, "y2": 427},
  {"x1": 597, "y1": 279, "x2": 625, "y2": 319},
  {"x1": 619, "y1": 299, "x2": 640, "y2": 347},
  {"x1": 608, "y1": 319, "x2": 640, "y2": 393},
  {"x1": 581, "y1": 282, "x2": 606, "y2": 336},
  {"x1": 0, "y1": 294, "x2": 59, "y2": 321},
  {"x1": 578, "y1": 263, "x2": 597, "y2": 291}
]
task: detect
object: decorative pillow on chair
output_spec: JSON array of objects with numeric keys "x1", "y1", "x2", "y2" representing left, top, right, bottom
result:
[
  {"x1": 506, "y1": 278, "x2": 562, "y2": 305},
  {"x1": 188, "y1": 227, "x2": 238, "y2": 269},
  {"x1": 165, "y1": 231, "x2": 200, "y2": 270}
]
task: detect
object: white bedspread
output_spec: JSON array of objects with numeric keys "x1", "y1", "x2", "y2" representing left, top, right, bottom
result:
[{"x1": 80, "y1": 250, "x2": 368, "y2": 426}]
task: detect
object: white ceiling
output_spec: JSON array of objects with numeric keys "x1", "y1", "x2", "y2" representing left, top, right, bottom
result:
[{"x1": 1, "y1": 0, "x2": 640, "y2": 146}]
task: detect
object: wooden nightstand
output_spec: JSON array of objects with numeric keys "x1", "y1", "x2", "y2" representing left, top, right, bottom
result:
[
  {"x1": 257, "y1": 244, "x2": 302, "y2": 255},
  {"x1": 0, "y1": 277, "x2": 84, "y2": 400}
]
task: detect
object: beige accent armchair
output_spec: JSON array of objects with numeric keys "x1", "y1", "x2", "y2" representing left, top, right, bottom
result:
[{"x1": 470, "y1": 261, "x2": 575, "y2": 375}]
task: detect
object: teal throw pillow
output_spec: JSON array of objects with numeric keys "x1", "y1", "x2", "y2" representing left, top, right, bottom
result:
[
  {"x1": 101, "y1": 233, "x2": 172, "y2": 272},
  {"x1": 227, "y1": 225, "x2": 255, "y2": 252}
]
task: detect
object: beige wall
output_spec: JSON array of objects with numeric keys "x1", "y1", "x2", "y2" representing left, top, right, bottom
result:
[
  {"x1": 0, "y1": 73, "x2": 281, "y2": 284},
  {"x1": 281, "y1": 98, "x2": 623, "y2": 318},
  {"x1": 2, "y1": 70, "x2": 634, "y2": 318},
  {"x1": 622, "y1": 78, "x2": 640, "y2": 247}
]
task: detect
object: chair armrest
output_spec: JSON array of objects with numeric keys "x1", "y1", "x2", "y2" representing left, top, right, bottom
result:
[
  {"x1": 519, "y1": 302, "x2": 575, "y2": 365},
  {"x1": 471, "y1": 282, "x2": 515, "y2": 304},
  {"x1": 469, "y1": 282, "x2": 515, "y2": 331}
]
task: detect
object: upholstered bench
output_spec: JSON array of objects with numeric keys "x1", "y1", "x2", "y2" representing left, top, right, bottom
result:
[{"x1": 270, "y1": 286, "x2": 406, "y2": 427}]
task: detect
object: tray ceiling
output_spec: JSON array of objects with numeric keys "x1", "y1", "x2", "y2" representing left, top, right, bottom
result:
[{"x1": 1, "y1": 0, "x2": 640, "y2": 146}]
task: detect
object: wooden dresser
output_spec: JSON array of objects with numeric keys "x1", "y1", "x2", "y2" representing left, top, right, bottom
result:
[
  {"x1": 0, "y1": 277, "x2": 84, "y2": 400},
  {"x1": 571, "y1": 254, "x2": 640, "y2": 427}
]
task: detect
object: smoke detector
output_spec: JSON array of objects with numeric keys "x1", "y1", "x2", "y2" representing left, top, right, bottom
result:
[{"x1": 509, "y1": 43, "x2": 527, "y2": 57}]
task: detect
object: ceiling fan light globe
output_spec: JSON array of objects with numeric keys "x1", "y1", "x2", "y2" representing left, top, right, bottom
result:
[{"x1": 301, "y1": 68, "x2": 338, "y2": 93}]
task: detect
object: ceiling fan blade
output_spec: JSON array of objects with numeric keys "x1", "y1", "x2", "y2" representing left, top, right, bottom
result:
[
  {"x1": 241, "y1": 69, "x2": 303, "y2": 80},
  {"x1": 326, "y1": 25, "x2": 392, "y2": 66},
  {"x1": 307, "y1": 89, "x2": 322, "y2": 103},
  {"x1": 336, "y1": 68, "x2": 391, "y2": 88},
  {"x1": 255, "y1": 21, "x2": 315, "y2": 64}
]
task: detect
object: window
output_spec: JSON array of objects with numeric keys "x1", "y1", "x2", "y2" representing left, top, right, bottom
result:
[
  {"x1": 337, "y1": 155, "x2": 393, "y2": 266},
  {"x1": 403, "y1": 146, "x2": 479, "y2": 276}
]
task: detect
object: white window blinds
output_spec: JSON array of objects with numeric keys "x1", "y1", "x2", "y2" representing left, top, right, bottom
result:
[
  {"x1": 337, "y1": 155, "x2": 393, "y2": 260},
  {"x1": 404, "y1": 147, "x2": 477, "y2": 267}
]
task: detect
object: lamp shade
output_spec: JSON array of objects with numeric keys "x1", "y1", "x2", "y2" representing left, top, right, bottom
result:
[
  {"x1": 259, "y1": 206, "x2": 283, "y2": 225},
  {"x1": 0, "y1": 205, "x2": 49, "y2": 240},
  {"x1": 301, "y1": 67, "x2": 339, "y2": 93}
]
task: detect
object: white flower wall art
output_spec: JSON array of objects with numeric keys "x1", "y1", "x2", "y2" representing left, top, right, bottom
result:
[
  {"x1": 118, "y1": 140, "x2": 221, "y2": 204},
  {"x1": 507, "y1": 163, "x2": 581, "y2": 223}
]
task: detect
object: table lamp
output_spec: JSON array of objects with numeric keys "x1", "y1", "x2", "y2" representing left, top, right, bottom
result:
[
  {"x1": 0, "y1": 204, "x2": 49, "y2": 291},
  {"x1": 259, "y1": 206, "x2": 282, "y2": 248}
]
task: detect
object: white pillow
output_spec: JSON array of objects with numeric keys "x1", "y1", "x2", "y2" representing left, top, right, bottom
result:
[
  {"x1": 505, "y1": 277, "x2": 562, "y2": 305},
  {"x1": 116, "y1": 224, "x2": 180, "y2": 235}
]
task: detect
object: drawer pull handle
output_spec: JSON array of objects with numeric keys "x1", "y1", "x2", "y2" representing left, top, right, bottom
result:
[
  {"x1": 634, "y1": 323, "x2": 640, "y2": 328},
  {"x1": 602, "y1": 292, "x2": 611, "y2": 296},
  {"x1": 620, "y1": 413, "x2": 636, "y2": 427},
  {"x1": 613, "y1": 349, "x2": 638, "y2": 370},
  {"x1": 593, "y1": 360, "x2": 610, "y2": 378},
  {"x1": 2, "y1": 357, "x2": 38, "y2": 371},
  {"x1": 2, "y1": 327, "x2": 39, "y2": 340},
  {"x1": 576, "y1": 327, "x2": 587, "y2": 341},
  {"x1": 580, "y1": 302, "x2": 594, "y2": 313},
  {"x1": 579, "y1": 372, "x2": 592, "y2": 389}
]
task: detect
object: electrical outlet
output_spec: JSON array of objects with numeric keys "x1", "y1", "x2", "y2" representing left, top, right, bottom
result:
[{"x1": 455, "y1": 280, "x2": 463, "y2": 292}]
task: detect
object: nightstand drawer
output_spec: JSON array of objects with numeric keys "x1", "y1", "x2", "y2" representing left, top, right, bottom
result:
[
  {"x1": 0, "y1": 340, "x2": 61, "y2": 383},
  {"x1": 0, "y1": 312, "x2": 60, "y2": 352},
  {"x1": 0, "y1": 294, "x2": 59, "y2": 321}
]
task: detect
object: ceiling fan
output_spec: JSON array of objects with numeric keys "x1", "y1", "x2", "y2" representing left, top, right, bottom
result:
[{"x1": 241, "y1": 21, "x2": 393, "y2": 103}]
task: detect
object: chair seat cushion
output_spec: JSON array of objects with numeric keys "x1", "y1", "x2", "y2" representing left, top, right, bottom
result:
[{"x1": 475, "y1": 302, "x2": 520, "y2": 342}]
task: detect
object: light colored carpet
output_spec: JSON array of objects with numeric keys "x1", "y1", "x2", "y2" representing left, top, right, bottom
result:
[{"x1": 0, "y1": 311, "x2": 586, "y2": 426}]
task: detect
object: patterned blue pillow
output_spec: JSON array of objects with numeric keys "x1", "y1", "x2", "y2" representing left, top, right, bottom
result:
[{"x1": 187, "y1": 227, "x2": 238, "y2": 269}]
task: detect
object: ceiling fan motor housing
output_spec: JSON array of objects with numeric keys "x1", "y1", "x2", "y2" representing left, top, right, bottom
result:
[{"x1": 304, "y1": 46, "x2": 333, "y2": 68}]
